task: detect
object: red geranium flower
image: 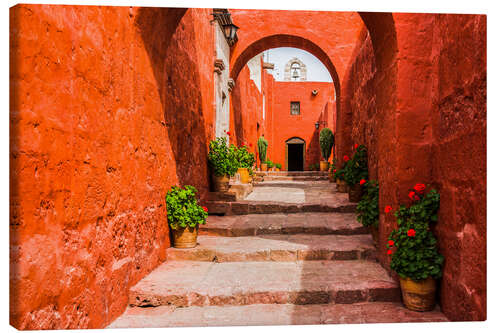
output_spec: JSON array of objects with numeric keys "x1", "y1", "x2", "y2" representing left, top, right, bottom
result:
[
  {"x1": 202, "y1": 206, "x2": 208, "y2": 212},
  {"x1": 384, "y1": 205, "x2": 393, "y2": 214},
  {"x1": 333, "y1": 169, "x2": 337, "y2": 173},
  {"x1": 354, "y1": 144, "x2": 359, "y2": 149},
  {"x1": 388, "y1": 240, "x2": 395, "y2": 247},
  {"x1": 414, "y1": 183, "x2": 426, "y2": 193},
  {"x1": 360, "y1": 179, "x2": 366, "y2": 186},
  {"x1": 226, "y1": 131, "x2": 231, "y2": 136},
  {"x1": 387, "y1": 249, "x2": 392, "y2": 255},
  {"x1": 407, "y1": 229, "x2": 416, "y2": 237},
  {"x1": 343, "y1": 155, "x2": 349, "y2": 162}
]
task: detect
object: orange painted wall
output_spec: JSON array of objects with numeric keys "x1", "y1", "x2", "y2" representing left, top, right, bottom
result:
[
  {"x1": 267, "y1": 81, "x2": 335, "y2": 170},
  {"x1": 10, "y1": 5, "x2": 215, "y2": 329}
]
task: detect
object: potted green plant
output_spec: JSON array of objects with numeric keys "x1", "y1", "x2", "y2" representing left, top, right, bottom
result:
[
  {"x1": 235, "y1": 144, "x2": 255, "y2": 184},
  {"x1": 343, "y1": 144, "x2": 368, "y2": 202},
  {"x1": 208, "y1": 137, "x2": 238, "y2": 192},
  {"x1": 333, "y1": 166, "x2": 348, "y2": 192},
  {"x1": 165, "y1": 185, "x2": 208, "y2": 248},
  {"x1": 275, "y1": 163, "x2": 282, "y2": 171},
  {"x1": 328, "y1": 160, "x2": 337, "y2": 182},
  {"x1": 265, "y1": 160, "x2": 274, "y2": 170},
  {"x1": 257, "y1": 136, "x2": 268, "y2": 171},
  {"x1": 386, "y1": 184, "x2": 443, "y2": 311},
  {"x1": 356, "y1": 180, "x2": 379, "y2": 246},
  {"x1": 319, "y1": 128, "x2": 334, "y2": 171}
]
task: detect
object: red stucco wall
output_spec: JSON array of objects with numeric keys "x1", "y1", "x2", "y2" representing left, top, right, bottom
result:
[
  {"x1": 267, "y1": 81, "x2": 335, "y2": 170},
  {"x1": 342, "y1": 13, "x2": 486, "y2": 321},
  {"x1": 10, "y1": 5, "x2": 215, "y2": 329}
]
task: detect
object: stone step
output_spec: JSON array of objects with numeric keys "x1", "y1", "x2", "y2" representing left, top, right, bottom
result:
[
  {"x1": 110, "y1": 302, "x2": 448, "y2": 328},
  {"x1": 206, "y1": 191, "x2": 237, "y2": 202},
  {"x1": 205, "y1": 200, "x2": 356, "y2": 215},
  {"x1": 255, "y1": 171, "x2": 328, "y2": 177},
  {"x1": 262, "y1": 176, "x2": 329, "y2": 182},
  {"x1": 166, "y1": 234, "x2": 377, "y2": 262},
  {"x1": 253, "y1": 180, "x2": 331, "y2": 188},
  {"x1": 200, "y1": 213, "x2": 367, "y2": 237},
  {"x1": 128, "y1": 260, "x2": 400, "y2": 308}
]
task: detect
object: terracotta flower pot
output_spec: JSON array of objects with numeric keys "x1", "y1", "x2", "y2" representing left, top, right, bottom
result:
[
  {"x1": 320, "y1": 161, "x2": 329, "y2": 171},
  {"x1": 172, "y1": 225, "x2": 199, "y2": 248},
  {"x1": 237, "y1": 168, "x2": 250, "y2": 184},
  {"x1": 348, "y1": 184, "x2": 363, "y2": 202},
  {"x1": 337, "y1": 180, "x2": 348, "y2": 193},
  {"x1": 261, "y1": 163, "x2": 268, "y2": 172},
  {"x1": 276, "y1": 168, "x2": 280, "y2": 172},
  {"x1": 399, "y1": 276, "x2": 437, "y2": 311},
  {"x1": 212, "y1": 174, "x2": 229, "y2": 192}
]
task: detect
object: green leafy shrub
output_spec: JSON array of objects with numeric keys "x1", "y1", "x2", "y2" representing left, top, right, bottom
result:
[
  {"x1": 356, "y1": 181, "x2": 379, "y2": 227},
  {"x1": 344, "y1": 145, "x2": 368, "y2": 186},
  {"x1": 275, "y1": 163, "x2": 282, "y2": 169},
  {"x1": 257, "y1": 137, "x2": 268, "y2": 164},
  {"x1": 165, "y1": 185, "x2": 208, "y2": 230},
  {"x1": 235, "y1": 145, "x2": 255, "y2": 171},
  {"x1": 265, "y1": 160, "x2": 274, "y2": 168},
  {"x1": 387, "y1": 185, "x2": 444, "y2": 280},
  {"x1": 319, "y1": 128, "x2": 334, "y2": 161},
  {"x1": 208, "y1": 137, "x2": 238, "y2": 177},
  {"x1": 333, "y1": 167, "x2": 345, "y2": 181}
]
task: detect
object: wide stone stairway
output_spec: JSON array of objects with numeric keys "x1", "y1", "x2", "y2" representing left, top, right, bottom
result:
[{"x1": 110, "y1": 172, "x2": 447, "y2": 328}]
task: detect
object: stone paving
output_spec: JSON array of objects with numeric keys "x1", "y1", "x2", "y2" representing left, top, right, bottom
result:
[{"x1": 110, "y1": 173, "x2": 448, "y2": 328}]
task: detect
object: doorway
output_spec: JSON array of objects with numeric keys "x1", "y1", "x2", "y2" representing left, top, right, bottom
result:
[{"x1": 285, "y1": 137, "x2": 305, "y2": 171}]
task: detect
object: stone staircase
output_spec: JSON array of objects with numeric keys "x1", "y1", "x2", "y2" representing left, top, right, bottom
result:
[{"x1": 109, "y1": 173, "x2": 448, "y2": 328}]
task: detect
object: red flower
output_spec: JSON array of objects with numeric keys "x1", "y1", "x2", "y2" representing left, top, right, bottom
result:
[
  {"x1": 343, "y1": 155, "x2": 349, "y2": 162},
  {"x1": 388, "y1": 240, "x2": 395, "y2": 247},
  {"x1": 249, "y1": 143, "x2": 252, "y2": 147},
  {"x1": 354, "y1": 144, "x2": 359, "y2": 149},
  {"x1": 226, "y1": 131, "x2": 231, "y2": 136},
  {"x1": 202, "y1": 206, "x2": 208, "y2": 212},
  {"x1": 407, "y1": 229, "x2": 416, "y2": 237},
  {"x1": 414, "y1": 183, "x2": 426, "y2": 193},
  {"x1": 387, "y1": 249, "x2": 392, "y2": 255},
  {"x1": 384, "y1": 205, "x2": 393, "y2": 214},
  {"x1": 333, "y1": 169, "x2": 337, "y2": 173},
  {"x1": 360, "y1": 179, "x2": 366, "y2": 186}
]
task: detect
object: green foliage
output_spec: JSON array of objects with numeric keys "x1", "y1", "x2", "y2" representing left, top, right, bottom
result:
[
  {"x1": 388, "y1": 188, "x2": 444, "y2": 280},
  {"x1": 356, "y1": 181, "x2": 379, "y2": 227},
  {"x1": 165, "y1": 185, "x2": 208, "y2": 230},
  {"x1": 208, "y1": 137, "x2": 239, "y2": 177},
  {"x1": 344, "y1": 145, "x2": 368, "y2": 186},
  {"x1": 257, "y1": 137, "x2": 268, "y2": 163},
  {"x1": 235, "y1": 145, "x2": 255, "y2": 171},
  {"x1": 265, "y1": 160, "x2": 274, "y2": 167},
  {"x1": 319, "y1": 128, "x2": 334, "y2": 161},
  {"x1": 275, "y1": 163, "x2": 282, "y2": 169}
]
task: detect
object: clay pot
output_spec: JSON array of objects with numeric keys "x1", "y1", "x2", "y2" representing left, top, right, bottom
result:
[
  {"x1": 399, "y1": 276, "x2": 437, "y2": 311},
  {"x1": 212, "y1": 174, "x2": 229, "y2": 192},
  {"x1": 237, "y1": 168, "x2": 250, "y2": 184},
  {"x1": 348, "y1": 184, "x2": 363, "y2": 202},
  {"x1": 369, "y1": 224, "x2": 379, "y2": 248},
  {"x1": 337, "y1": 180, "x2": 348, "y2": 193},
  {"x1": 276, "y1": 168, "x2": 280, "y2": 172},
  {"x1": 261, "y1": 163, "x2": 268, "y2": 172},
  {"x1": 320, "y1": 161, "x2": 329, "y2": 171},
  {"x1": 172, "y1": 225, "x2": 199, "y2": 248}
]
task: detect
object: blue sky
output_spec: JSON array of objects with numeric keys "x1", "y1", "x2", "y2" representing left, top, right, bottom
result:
[{"x1": 262, "y1": 47, "x2": 333, "y2": 82}]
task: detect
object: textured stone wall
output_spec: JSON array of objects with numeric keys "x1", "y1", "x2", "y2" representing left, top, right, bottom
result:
[
  {"x1": 10, "y1": 5, "x2": 215, "y2": 329},
  {"x1": 342, "y1": 13, "x2": 486, "y2": 321}
]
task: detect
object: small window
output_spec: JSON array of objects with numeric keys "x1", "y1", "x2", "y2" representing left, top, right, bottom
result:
[{"x1": 290, "y1": 102, "x2": 300, "y2": 115}]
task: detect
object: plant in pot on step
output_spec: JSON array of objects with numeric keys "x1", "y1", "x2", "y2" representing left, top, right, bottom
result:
[
  {"x1": 257, "y1": 136, "x2": 268, "y2": 171},
  {"x1": 355, "y1": 180, "x2": 379, "y2": 247},
  {"x1": 266, "y1": 160, "x2": 274, "y2": 171},
  {"x1": 333, "y1": 167, "x2": 348, "y2": 192},
  {"x1": 328, "y1": 159, "x2": 337, "y2": 182},
  {"x1": 387, "y1": 184, "x2": 443, "y2": 311},
  {"x1": 275, "y1": 163, "x2": 282, "y2": 172},
  {"x1": 166, "y1": 185, "x2": 208, "y2": 249},
  {"x1": 235, "y1": 144, "x2": 255, "y2": 184},
  {"x1": 319, "y1": 128, "x2": 334, "y2": 171},
  {"x1": 208, "y1": 137, "x2": 238, "y2": 192},
  {"x1": 343, "y1": 144, "x2": 368, "y2": 202}
]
